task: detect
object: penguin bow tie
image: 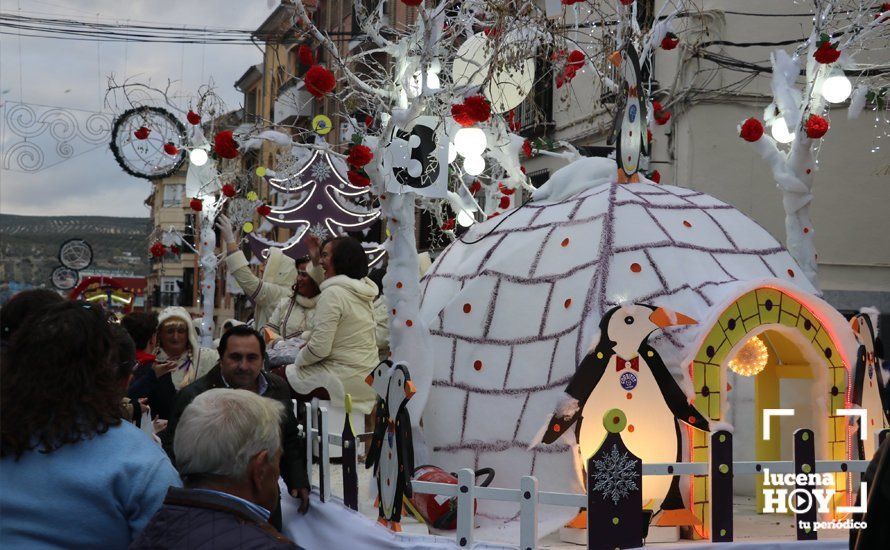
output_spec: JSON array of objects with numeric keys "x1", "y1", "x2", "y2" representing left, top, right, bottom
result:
[{"x1": 616, "y1": 356, "x2": 640, "y2": 372}]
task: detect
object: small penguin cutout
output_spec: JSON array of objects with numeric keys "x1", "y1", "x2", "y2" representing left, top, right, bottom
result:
[
  {"x1": 850, "y1": 313, "x2": 888, "y2": 460},
  {"x1": 366, "y1": 361, "x2": 416, "y2": 532},
  {"x1": 606, "y1": 44, "x2": 649, "y2": 184},
  {"x1": 541, "y1": 303, "x2": 717, "y2": 527}
]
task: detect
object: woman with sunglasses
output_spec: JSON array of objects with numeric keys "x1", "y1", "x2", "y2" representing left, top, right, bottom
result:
[
  {"x1": 154, "y1": 306, "x2": 219, "y2": 391},
  {"x1": 265, "y1": 260, "x2": 323, "y2": 348}
]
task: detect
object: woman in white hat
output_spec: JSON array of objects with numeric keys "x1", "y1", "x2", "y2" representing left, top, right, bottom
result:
[{"x1": 155, "y1": 307, "x2": 219, "y2": 390}]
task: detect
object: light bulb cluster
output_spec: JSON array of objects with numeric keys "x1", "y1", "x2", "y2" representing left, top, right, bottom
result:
[
  {"x1": 453, "y1": 127, "x2": 487, "y2": 175},
  {"x1": 728, "y1": 335, "x2": 769, "y2": 377}
]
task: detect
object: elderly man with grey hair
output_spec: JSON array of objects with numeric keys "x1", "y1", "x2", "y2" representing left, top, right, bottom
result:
[{"x1": 132, "y1": 389, "x2": 301, "y2": 549}]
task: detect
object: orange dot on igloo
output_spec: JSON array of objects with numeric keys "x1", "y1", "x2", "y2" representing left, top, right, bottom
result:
[
  {"x1": 561, "y1": 238, "x2": 570, "y2": 247},
  {"x1": 787, "y1": 269, "x2": 795, "y2": 277},
  {"x1": 473, "y1": 360, "x2": 483, "y2": 371},
  {"x1": 630, "y1": 263, "x2": 642, "y2": 273},
  {"x1": 405, "y1": 319, "x2": 413, "y2": 327},
  {"x1": 396, "y1": 281, "x2": 403, "y2": 289},
  {"x1": 683, "y1": 220, "x2": 692, "y2": 228},
  {"x1": 463, "y1": 303, "x2": 472, "y2": 313},
  {"x1": 627, "y1": 424, "x2": 635, "y2": 432},
  {"x1": 564, "y1": 299, "x2": 572, "y2": 308}
]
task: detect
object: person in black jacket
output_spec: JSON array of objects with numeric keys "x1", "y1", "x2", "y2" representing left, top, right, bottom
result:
[
  {"x1": 123, "y1": 311, "x2": 177, "y2": 420},
  {"x1": 163, "y1": 325, "x2": 311, "y2": 523},
  {"x1": 133, "y1": 389, "x2": 301, "y2": 549}
]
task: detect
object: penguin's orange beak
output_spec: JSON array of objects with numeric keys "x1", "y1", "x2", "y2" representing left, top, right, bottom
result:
[
  {"x1": 365, "y1": 373, "x2": 375, "y2": 386},
  {"x1": 850, "y1": 316, "x2": 860, "y2": 337},
  {"x1": 405, "y1": 380, "x2": 416, "y2": 399},
  {"x1": 649, "y1": 307, "x2": 697, "y2": 328}
]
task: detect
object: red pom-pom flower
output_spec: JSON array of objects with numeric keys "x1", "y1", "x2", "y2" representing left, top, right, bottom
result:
[
  {"x1": 304, "y1": 65, "x2": 336, "y2": 98},
  {"x1": 805, "y1": 114, "x2": 829, "y2": 139},
  {"x1": 661, "y1": 32, "x2": 679, "y2": 50},
  {"x1": 401, "y1": 0, "x2": 423, "y2": 5},
  {"x1": 298, "y1": 44, "x2": 314, "y2": 67},
  {"x1": 814, "y1": 42, "x2": 841, "y2": 64},
  {"x1": 163, "y1": 142, "x2": 179, "y2": 156},
  {"x1": 134, "y1": 127, "x2": 150, "y2": 140},
  {"x1": 567, "y1": 50, "x2": 585, "y2": 70},
  {"x1": 189, "y1": 198, "x2": 203, "y2": 212},
  {"x1": 347, "y1": 145, "x2": 374, "y2": 169},
  {"x1": 649, "y1": 170, "x2": 661, "y2": 183},
  {"x1": 463, "y1": 95, "x2": 491, "y2": 124},
  {"x1": 186, "y1": 110, "x2": 201, "y2": 125},
  {"x1": 213, "y1": 130, "x2": 239, "y2": 159},
  {"x1": 498, "y1": 195, "x2": 512, "y2": 210},
  {"x1": 451, "y1": 104, "x2": 475, "y2": 127},
  {"x1": 221, "y1": 184, "x2": 237, "y2": 197},
  {"x1": 441, "y1": 217, "x2": 455, "y2": 231},
  {"x1": 498, "y1": 182, "x2": 515, "y2": 196},
  {"x1": 257, "y1": 204, "x2": 272, "y2": 217},
  {"x1": 150, "y1": 242, "x2": 166, "y2": 258},
  {"x1": 347, "y1": 170, "x2": 371, "y2": 187},
  {"x1": 522, "y1": 139, "x2": 533, "y2": 158},
  {"x1": 739, "y1": 117, "x2": 764, "y2": 142},
  {"x1": 653, "y1": 101, "x2": 671, "y2": 125},
  {"x1": 468, "y1": 180, "x2": 482, "y2": 194}
]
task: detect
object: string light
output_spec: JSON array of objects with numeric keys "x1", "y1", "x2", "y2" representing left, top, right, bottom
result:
[{"x1": 728, "y1": 335, "x2": 769, "y2": 376}]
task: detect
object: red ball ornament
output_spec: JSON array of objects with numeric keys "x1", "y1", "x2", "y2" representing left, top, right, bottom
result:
[
  {"x1": 304, "y1": 65, "x2": 337, "y2": 98},
  {"x1": 298, "y1": 44, "x2": 314, "y2": 67},
  {"x1": 163, "y1": 142, "x2": 179, "y2": 155},
  {"x1": 257, "y1": 204, "x2": 272, "y2": 217},
  {"x1": 213, "y1": 130, "x2": 239, "y2": 159},
  {"x1": 567, "y1": 49, "x2": 585, "y2": 70},
  {"x1": 189, "y1": 198, "x2": 203, "y2": 212},
  {"x1": 661, "y1": 32, "x2": 680, "y2": 50},
  {"x1": 499, "y1": 195, "x2": 511, "y2": 210},
  {"x1": 739, "y1": 117, "x2": 764, "y2": 142},
  {"x1": 221, "y1": 184, "x2": 237, "y2": 197},
  {"x1": 805, "y1": 114, "x2": 829, "y2": 139},
  {"x1": 347, "y1": 144, "x2": 374, "y2": 168},
  {"x1": 347, "y1": 169, "x2": 371, "y2": 187},
  {"x1": 451, "y1": 103, "x2": 475, "y2": 127},
  {"x1": 150, "y1": 242, "x2": 166, "y2": 258},
  {"x1": 134, "y1": 126, "x2": 150, "y2": 140},
  {"x1": 814, "y1": 42, "x2": 841, "y2": 64},
  {"x1": 649, "y1": 170, "x2": 661, "y2": 183},
  {"x1": 441, "y1": 217, "x2": 455, "y2": 231},
  {"x1": 463, "y1": 95, "x2": 491, "y2": 124},
  {"x1": 186, "y1": 110, "x2": 201, "y2": 125}
]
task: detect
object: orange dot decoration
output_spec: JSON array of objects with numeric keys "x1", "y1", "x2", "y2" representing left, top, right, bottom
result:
[
  {"x1": 392, "y1": 309, "x2": 397, "y2": 315},
  {"x1": 628, "y1": 424, "x2": 635, "y2": 432},
  {"x1": 626, "y1": 392, "x2": 633, "y2": 400},
  {"x1": 688, "y1": 416, "x2": 697, "y2": 424},
  {"x1": 473, "y1": 360, "x2": 483, "y2": 371},
  {"x1": 787, "y1": 269, "x2": 795, "y2": 277},
  {"x1": 396, "y1": 281, "x2": 403, "y2": 289},
  {"x1": 405, "y1": 319, "x2": 413, "y2": 327},
  {"x1": 564, "y1": 299, "x2": 572, "y2": 308},
  {"x1": 463, "y1": 303, "x2": 472, "y2": 313},
  {"x1": 552, "y1": 424, "x2": 561, "y2": 433},
  {"x1": 803, "y1": 227, "x2": 810, "y2": 234},
  {"x1": 561, "y1": 238, "x2": 570, "y2": 247},
  {"x1": 630, "y1": 263, "x2": 642, "y2": 273},
  {"x1": 683, "y1": 220, "x2": 692, "y2": 228}
]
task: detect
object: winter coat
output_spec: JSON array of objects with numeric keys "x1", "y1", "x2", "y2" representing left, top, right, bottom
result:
[
  {"x1": 225, "y1": 248, "x2": 297, "y2": 329},
  {"x1": 130, "y1": 487, "x2": 299, "y2": 549},
  {"x1": 286, "y1": 275, "x2": 379, "y2": 414},
  {"x1": 267, "y1": 294, "x2": 319, "y2": 342},
  {"x1": 162, "y1": 365, "x2": 310, "y2": 493},
  {"x1": 155, "y1": 306, "x2": 218, "y2": 390},
  {"x1": 373, "y1": 295, "x2": 390, "y2": 360},
  {"x1": 127, "y1": 355, "x2": 176, "y2": 421}
]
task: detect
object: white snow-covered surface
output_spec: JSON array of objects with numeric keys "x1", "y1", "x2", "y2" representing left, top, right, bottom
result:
[{"x1": 416, "y1": 173, "x2": 853, "y2": 542}]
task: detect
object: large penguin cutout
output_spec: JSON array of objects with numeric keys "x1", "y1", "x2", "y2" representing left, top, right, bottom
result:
[
  {"x1": 365, "y1": 360, "x2": 394, "y2": 474},
  {"x1": 367, "y1": 362, "x2": 416, "y2": 532},
  {"x1": 542, "y1": 303, "x2": 714, "y2": 526},
  {"x1": 850, "y1": 313, "x2": 888, "y2": 460},
  {"x1": 607, "y1": 43, "x2": 649, "y2": 184}
]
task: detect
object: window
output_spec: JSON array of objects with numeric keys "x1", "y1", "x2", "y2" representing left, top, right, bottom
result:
[{"x1": 162, "y1": 183, "x2": 184, "y2": 207}]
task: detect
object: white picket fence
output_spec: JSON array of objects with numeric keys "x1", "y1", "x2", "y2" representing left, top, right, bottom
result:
[{"x1": 297, "y1": 402, "x2": 876, "y2": 549}]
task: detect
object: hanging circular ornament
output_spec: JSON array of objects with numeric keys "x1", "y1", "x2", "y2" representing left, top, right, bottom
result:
[
  {"x1": 51, "y1": 266, "x2": 79, "y2": 291},
  {"x1": 452, "y1": 32, "x2": 534, "y2": 113},
  {"x1": 255, "y1": 166, "x2": 267, "y2": 177},
  {"x1": 110, "y1": 106, "x2": 187, "y2": 180},
  {"x1": 312, "y1": 114, "x2": 333, "y2": 135},
  {"x1": 243, "y1": 221, "x2": 255, "y2": 233},
  {"x1": 58, "y1": 238, "x2": 93, "y2": 270}
]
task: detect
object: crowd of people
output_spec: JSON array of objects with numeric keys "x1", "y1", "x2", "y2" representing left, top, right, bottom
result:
[{"x1": 0, "y1": 231, "x2": 392, "y2": 548}]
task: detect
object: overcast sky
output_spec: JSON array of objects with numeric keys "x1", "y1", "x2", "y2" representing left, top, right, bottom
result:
[{"x1": 0, "y1": 0, "x2": 277, "y2": 218}]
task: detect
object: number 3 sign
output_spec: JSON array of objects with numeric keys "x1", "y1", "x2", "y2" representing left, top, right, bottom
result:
[{"x1": 382, "y1": 116, "x2": 449, "y2": 198}]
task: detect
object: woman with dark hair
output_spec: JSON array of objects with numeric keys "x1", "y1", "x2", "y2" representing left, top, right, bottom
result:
[
  {"x1": 265, "y1": 263, "x2": 322, "y2": 347},
  {"x1": 284, "y1": 235, "x2": 379, "y2": 415},
  {"x1": 0, "y1": 302, "x2": 181, "y2": 548},
  {"x1": 0, "y1": 288, "x2": 64, "y2": 350}
]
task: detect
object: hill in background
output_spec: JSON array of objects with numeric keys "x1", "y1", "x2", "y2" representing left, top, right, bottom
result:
[{"x1": 0, "y1": 214, "x2": 151, "y2": 288}]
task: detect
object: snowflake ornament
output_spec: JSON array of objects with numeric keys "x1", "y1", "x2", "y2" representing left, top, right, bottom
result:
[
  {"x1": 590, "y1": 444, "x2": 640, "y2": 505},
  {"x1": 308, "y1": 222, "x2": 331, "y2": 240},
  {"x1": 310, "y1": 161, "x2": 332, "y2": 181}
]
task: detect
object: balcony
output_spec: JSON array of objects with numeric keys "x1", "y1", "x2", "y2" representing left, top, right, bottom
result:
[{"x1": 274, "y1": 79, "x2": 313, "y2": 125}]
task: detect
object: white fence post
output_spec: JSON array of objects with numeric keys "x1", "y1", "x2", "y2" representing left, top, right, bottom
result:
[
  {"x1": 519, "y1": 476, "x2": 538, "y2": 550},
  {"x1": 318, "y1": 407, "x2": 331, "y2": 503},
  {"x1": 456, "y1": 468, "x2": 476, "y2": 548},
  {"x1": 303, "y1": 402, "x2": 313, "y2": 484}
]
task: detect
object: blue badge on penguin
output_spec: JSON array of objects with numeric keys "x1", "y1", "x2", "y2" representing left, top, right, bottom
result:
[
  {"x1": 620, "y1": 371, "x2": 638, "y2": 390},
  {"x1": 628, "y1": 104, "x2": 637, "y2": 123}
]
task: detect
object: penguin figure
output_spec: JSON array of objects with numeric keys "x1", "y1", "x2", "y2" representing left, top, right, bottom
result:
[
  {"x1": 606, "y1": 43, "x2": 649, "y2": 184},
  {"x1": 365, "y1": 359, "x2": 395, "y2": 475},
  {"x1": 850, "y1": 313, "x2": 888, "y2": 460},
  {"x1": 367, "y1": 362, "x2": 416, "y2": 532},
  {"x1": 542, "y1": 303, "x2": 712, "y2": 526}
]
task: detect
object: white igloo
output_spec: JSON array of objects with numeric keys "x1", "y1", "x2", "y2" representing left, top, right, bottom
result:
[{"x1": 418, "y1": 158, "x2": 858, "y2": 541}]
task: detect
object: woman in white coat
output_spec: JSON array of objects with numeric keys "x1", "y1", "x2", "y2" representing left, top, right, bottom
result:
[
  {"x1": 285, "y1": 236, "x2": 379, "y2": 414},
  {"x1": 265, "y1": 267, "x2": 322, "y2": 345},
  {"x1": 154, "y1": 306, "x2": 218, "y2": 390}
]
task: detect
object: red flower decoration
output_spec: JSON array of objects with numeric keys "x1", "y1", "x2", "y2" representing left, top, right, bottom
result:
[
  {"x1": 134, "y1": 126, "x2": 150, "y2": 140},
  {"x1": 189, "y1": 198, "x2": 203, "y2": 212},
  {"x1": 522, "y1": 139, "x2": 533, "y2": 158},
  {"x1": 163, "y1": 142, "x2": 179, "y2": 156},
  {"x1": 649, "y1": 170, "x2": 661, "y2": 183},
  {"x1": 487, "y1": 212, "x2": 500, "y2": 219},
  {"x1": 463, "y1": 95, "x2": 491, "y2": 124},
  {"x1": 620, "y1": 0, "x2": 635, "y2": 4},
  {"x1": 304, "y1": 65, "x2": 336, "y2": 98},
  {"x1": 661, "y1": 32, "x2": 679, "y2": 50},
  {"x1": 499, "y1": 182, "x2": 515, "y2": 196},
  {"x1": 805, "y1": 114, "x2": 829, "y2": 139},
  {"x1": 213, "y1": 130, "x2": 239, "y2": 159},
  {"x1": 221, "y1": 184, "x2": 237, "y2": 197},
  {"x1": 739, "y1": 117, "x2": 764, "y2": 142},
  {"x1": 365, "y1": 115, "x2": 374, "y2": 127},
  {"x1": 814, "y1": 42, "x2": 841, "y2": 64},
  {"x1": 298, "y1": 44, "x2": 314, "y2": 67},
  {"x1": 567, "y1": 49, "x2": 585, "y2": 70},
  {"x1": 170, "y1": 245, "x2": 180, "y2": 256},
  {"x1": 257, "y1": 204, "x2": 272, "y2": 217},
  {"x1": 498, "y1": 196, "x2": 511, "y2": 210},
  {"x1": 347, "y1": 144, "x2": 374, "y2": 168},
  {"x1": 564, "y1": 66, "x2": 577, "y2": 80},
  {"x1": 468, "y1": 180, "x2": 482, "y2": 194},
  {"x1": 347, "y1": 170, "x2": 371, "y2": 187},
  {"x1": 186, "y1": 110, "x2": 201, "y2": 125},
  {"x1": 401, "y1": 0, "x2": 423, "y2": 5},
  {"x1": 451, "y1": 104, "x2": 475, "y2": 127},
  {"x1": 647, "y1": 128, "x2": 653, "y2": 143},
  {"x1": 150, "y1": 242, "x2": 166, "y2": 258},
  {"x1": 441, "y1": 217, "x2": 455, "y2": 231},
  {"x1": 653, "y1": 101, "x2": 671, "y2": 125}
]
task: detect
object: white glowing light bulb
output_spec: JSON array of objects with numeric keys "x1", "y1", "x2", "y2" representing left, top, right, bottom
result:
[
  {"x1": 457, "y1": 209, "x2": 475, "y2": 227},
  {"x1": 771, "y1": 117, "x2": 795, "y2": 144},
  {"x1": 462, "y1": 154, "x2": 485, "y2": 176},
  {"x1": 189, "y1": 148, "x2": 209, "y2": 166},
  {"x1": 454, "y1": 127, "x2": 487, "y2": 158},
  {"x1": 821, "y1": 72, "x2": 852, "y2": 104}
]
